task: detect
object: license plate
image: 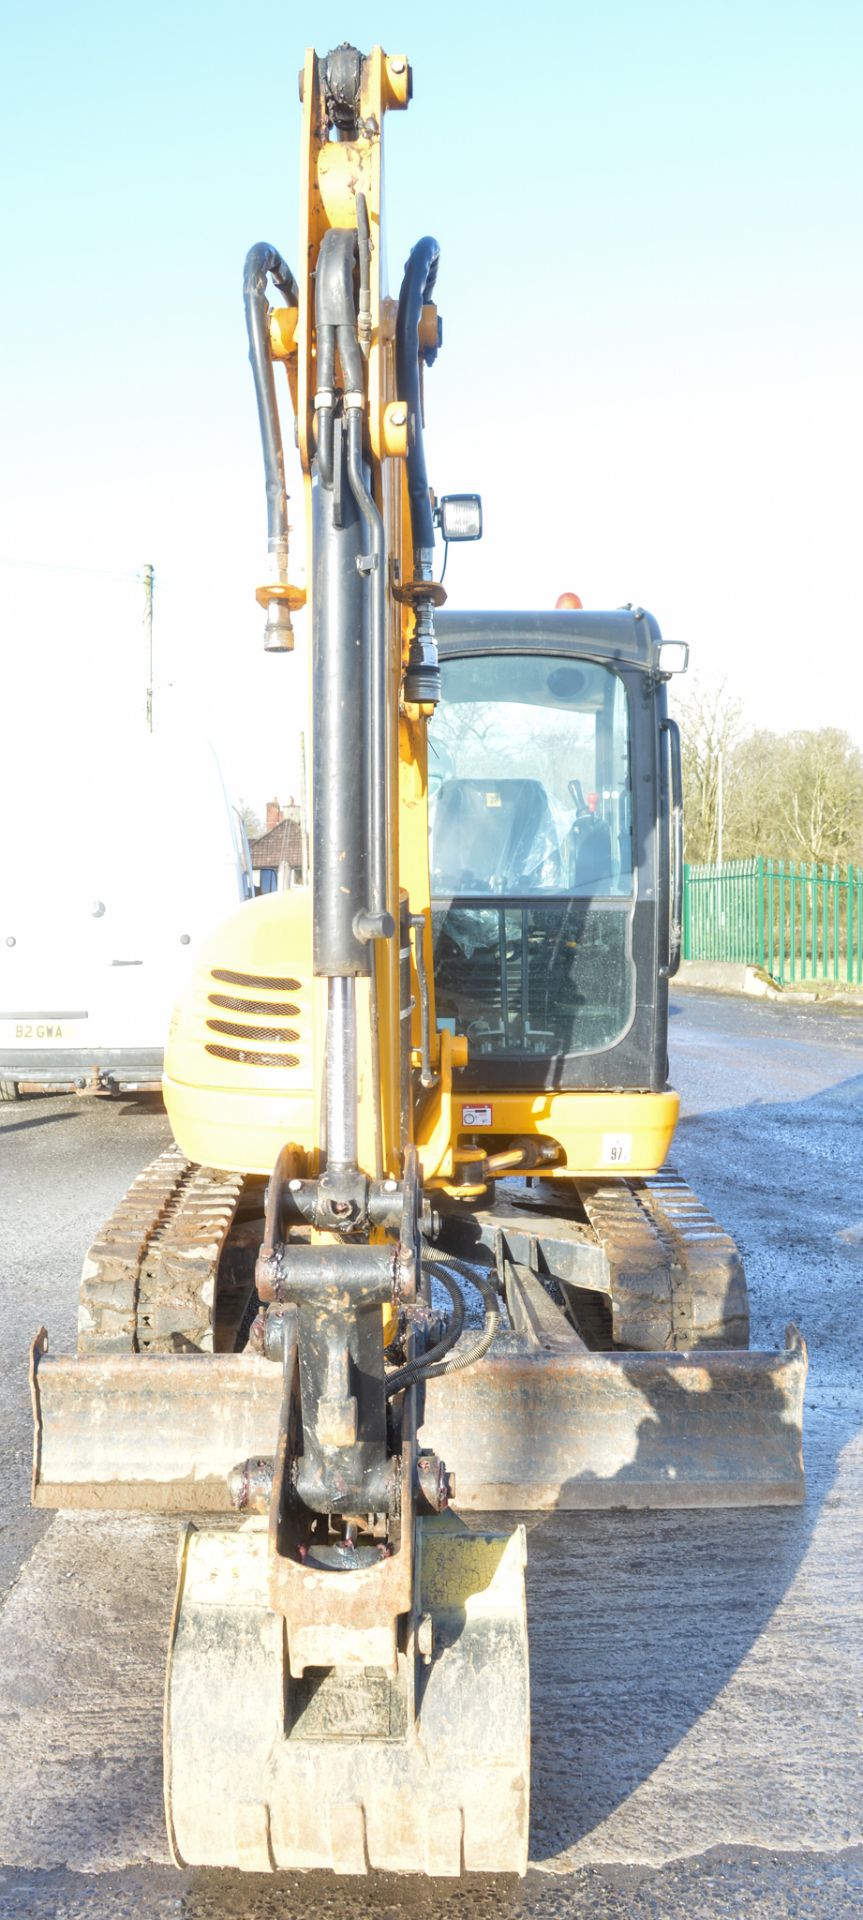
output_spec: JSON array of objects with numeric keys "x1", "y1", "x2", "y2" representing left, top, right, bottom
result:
[{"x1": 1, "y1": 1017, "x2": 88, "y2": 1048}]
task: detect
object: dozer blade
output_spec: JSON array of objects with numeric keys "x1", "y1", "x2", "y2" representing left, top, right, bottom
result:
[
  {"x1": 164, "y1": 1514, "x2": 530, "y2": 1876},
  {"x1": 420, "y1": 1326, "x2": 808, "y2": 1510},
  {"x1": 30, "y1": 1333, "x2": 281, "y2": 1512},
  {"x1": 32, "y1": 1326, "x2": 806, "y2": 1513}
]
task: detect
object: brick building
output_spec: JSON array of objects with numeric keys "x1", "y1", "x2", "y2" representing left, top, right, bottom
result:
[{"x1": 248, "y1": 798, "x2": 306, "y2": 892}]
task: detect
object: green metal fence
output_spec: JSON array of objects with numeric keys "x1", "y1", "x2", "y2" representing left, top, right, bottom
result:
[{"x1": 682, "y1": 858, "x2": 863, "y2": 985}]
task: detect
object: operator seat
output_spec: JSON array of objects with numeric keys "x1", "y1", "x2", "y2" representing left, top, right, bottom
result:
[{"x1": 431, "y1": 778, "x2": 561, "y2": 894}]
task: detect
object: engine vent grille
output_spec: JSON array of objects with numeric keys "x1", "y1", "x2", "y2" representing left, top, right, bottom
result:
[
  {"x1": 211, "y1": 968, "x2": 301, "y2": 992},
  {"x1": 209, "y1": 991, "x2": 299, "y2": 1016},
  {"x1": 205, "y1": 1043, "x2": 300, "y2": 1069},
  {"x1": 206, "y1": 1019, "x2": 299, "y2": 1044},
  {"x1": 203, "y1": 964, "x2": 306, "y2": 1074}
]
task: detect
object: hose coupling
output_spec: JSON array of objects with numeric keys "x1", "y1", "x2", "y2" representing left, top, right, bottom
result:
[
  {"x1": 263, "y1": 598, "x2": 295, "y2": 652},
  {"x1": 404, "y1": 599, "x2": 440, "y2": 704}
]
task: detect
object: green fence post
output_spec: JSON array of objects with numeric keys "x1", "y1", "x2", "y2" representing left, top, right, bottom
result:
[
  {"x1": 683, "y1": 864, "x2": 691, "y2": 960},
  {"x1": 757, "y1": 855, "x2": 765, "y2": 969},
  {"x1": 857, "y1": 867, "x2": 862, "y2": 985},
  {"x1": 795, "y1": 864, "x2": 803, "y2": 983},
  {"x1": 811, "y1": 864, "x2": 818, "y2": 979},
  {"x1": 789, "y1": 862, "x2": 797, "y2": 984},
  {"x1": 833, "y1": 864, "x2": 840, "y2": 981},
  {"x1": 778, "y1": 860, "x2": 786, "y2": 984},
  {"x1": 847, "y1": 866, "x2": 854, "y2": 985}
]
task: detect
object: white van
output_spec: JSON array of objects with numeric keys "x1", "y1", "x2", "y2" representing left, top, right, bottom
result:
[{"x1": 0, "y1": 732, "x2": 253, "y2": 1096}]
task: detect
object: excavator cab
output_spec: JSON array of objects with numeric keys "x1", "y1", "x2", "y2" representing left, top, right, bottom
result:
[{"x1": 429, "y1": 610, "x2": 679, "y2": 1085}]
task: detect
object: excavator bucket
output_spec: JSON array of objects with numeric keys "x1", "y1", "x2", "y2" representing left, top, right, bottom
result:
[{"x1": 165, "y1": 1514, "x2": 530, "y2": 1876}]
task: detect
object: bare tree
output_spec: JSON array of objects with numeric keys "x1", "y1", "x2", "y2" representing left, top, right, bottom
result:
[
  {"x1": 777, "y1": 730, "x2": 863, "y2": 866},
  {"x1": 723, "y1": 729, "x2": 784, "y2": 858},
  {"x1": 238, "y1": 800, "x2": 263, "y2": 841},
  {"x1": 705, "y1": 726, "x2": 863, "y2": 867},
  {"x1": 673, "y1": 678, "x2": 743, "y2": 863}
]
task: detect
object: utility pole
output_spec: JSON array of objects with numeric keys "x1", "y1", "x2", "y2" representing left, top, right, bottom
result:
[{"x1": 141, "y1": 563, "x2": 155, "y2": 732}]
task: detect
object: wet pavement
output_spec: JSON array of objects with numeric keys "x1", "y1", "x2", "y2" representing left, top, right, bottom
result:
[{"x1": 0, "y1": 991, "x2": 861, "y2": 1916}]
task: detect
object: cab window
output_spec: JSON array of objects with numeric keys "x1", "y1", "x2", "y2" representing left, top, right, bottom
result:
[{"x1": 428, "y1": 652, "x2": 635, "y2": 1058}]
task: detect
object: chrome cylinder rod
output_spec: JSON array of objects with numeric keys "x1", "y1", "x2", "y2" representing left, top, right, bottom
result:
[{"x1": 326, "y1": 975, "x2": 358, "y2": 1171}]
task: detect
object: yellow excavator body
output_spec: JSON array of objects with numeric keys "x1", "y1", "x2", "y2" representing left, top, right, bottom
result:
[
  {"x1": 29, "y1": 40, "x2": 806, "y2": 1882},
  {"x1": 163, "y1": 891, "x2": 680, "y2": 1180}
]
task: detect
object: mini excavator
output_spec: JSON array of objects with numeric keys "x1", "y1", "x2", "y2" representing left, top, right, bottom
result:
[{"x1": 31, "y1": 45, "x2": 806, "y2": 1877}]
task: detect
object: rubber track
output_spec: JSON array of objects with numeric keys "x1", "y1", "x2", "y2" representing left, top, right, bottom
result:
[
  {"x1": 641, "y1": 1167, "x2": 750, "y2": 1348},
  {"x1": 578, "y1": 1168, "x2": 749, "y2": 1350},
  {"x1": 77, "y1": 1146, "x2": 245, "y2": 1355},
  {"x1": 577, "y1": 1180, "x2": 675, "y2": 1350}
]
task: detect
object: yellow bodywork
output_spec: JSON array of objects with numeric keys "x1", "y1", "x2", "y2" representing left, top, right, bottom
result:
[{"x1": 164, "y1": 892, "x2": 678, "y2": 1182}]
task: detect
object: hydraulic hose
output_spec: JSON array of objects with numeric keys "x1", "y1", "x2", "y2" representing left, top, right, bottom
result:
[
  {"x1": 385, "y1": 1256, "x2": 464, "y2": 1397},
  {"x1": 356, "y1": 192, "x2": 372, "y2": 357},
  {"x1": 315, "y1": 324, "x2": 336, "y2": 489},
  {"x1": 243, "y1": 244, "x2": 299, "y2": 580},
  {"x1": 315, "y1": 228, "x2": 363, "y2": 490},
  {"x1": 384, "y1": 1247, "x2": 499, "y2": 1397},
  {"x1": 396, "y1": 237, "x2": 444, "y2": 701},
  {"x1": 395, "y1": 237, "x2": 440, "y2": 567}
]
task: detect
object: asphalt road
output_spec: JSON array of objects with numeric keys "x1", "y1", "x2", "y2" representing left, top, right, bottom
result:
[{"x1": 1, "y1": 990, "x2": 861, "y2": 1916}]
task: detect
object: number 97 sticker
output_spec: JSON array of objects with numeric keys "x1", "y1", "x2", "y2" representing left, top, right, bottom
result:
[{"x1": 601, "y1": 1133, "x2": 632, "y2": 1166}]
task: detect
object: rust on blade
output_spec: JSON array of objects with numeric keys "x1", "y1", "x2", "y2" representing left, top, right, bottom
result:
[
  {"x1": 418, "y1": 1325, "x2": 807, "y2": 1510},
  {"x1": 30, "y1": 1333, "x2": 280, "y2": 1511},
  {"x1": 31, "y1": 1323, "x2": 807, "y2": 1514}
]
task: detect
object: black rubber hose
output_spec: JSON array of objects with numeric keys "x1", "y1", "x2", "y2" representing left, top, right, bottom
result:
[
  {"x1": 356, "y1": 193, "x2": 371, "y2": 290},
  {"x1": 243, "y1": 245, "x2": 299, "y2": 573},
  {"x1": 385, "y1": 1248, "x2": 499, "y2": 1397},
  {"x1": 315, "y1": 228, "x2": 364, "y2": 486},
  {"x1": 315, "y1": 325, "x2": 336, "y2": 488},
  {"x1": 337, "y1": 320, "x2": 364, "y2": 396},
  {"x1": 395, "y1": 237, "x2": 440, "y2": 567},
  {"x1": 316, "y1": 229, "x2": 363, "y2": 392},
  {"x1": 356, "y1": 192, "x2": 371, "y2": 355},
  {"x1": 385, "y1": 1256, "x2": 464, "y2": 1398}
]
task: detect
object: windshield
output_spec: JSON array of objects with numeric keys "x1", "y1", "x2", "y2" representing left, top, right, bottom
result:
[
  {"x1": 428, "y1": 652, "x2": 636, "y2": 1059},
  {"x1": 428, "y1": 653, "x2": 632, "y2": 897}
]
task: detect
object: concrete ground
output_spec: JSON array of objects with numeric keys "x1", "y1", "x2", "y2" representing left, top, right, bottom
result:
[{"x1": 0, "y1": 990, "x2": 861, "y2": 1916}]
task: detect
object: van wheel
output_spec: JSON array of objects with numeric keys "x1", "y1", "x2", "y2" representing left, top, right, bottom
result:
[{"x1": 0, "y1": 1080, "x2": 19, "y2": 1101}]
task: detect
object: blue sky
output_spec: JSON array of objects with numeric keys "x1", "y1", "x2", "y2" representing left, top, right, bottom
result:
[{"x1": 2, "y1": 1, "x2": 861, "y2": 814}]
